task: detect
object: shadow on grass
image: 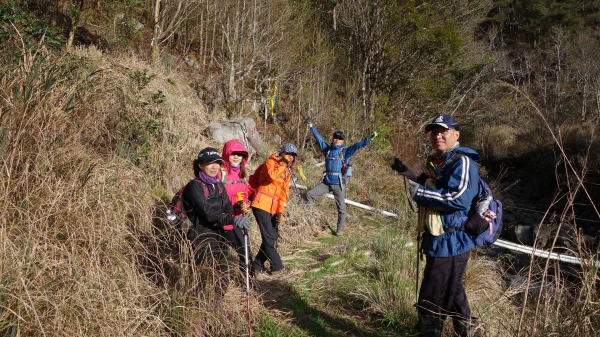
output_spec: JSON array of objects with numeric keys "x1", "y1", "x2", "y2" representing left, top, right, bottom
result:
[{"x1": 257, "y1": 277, "x2": 393, "y2": 337}]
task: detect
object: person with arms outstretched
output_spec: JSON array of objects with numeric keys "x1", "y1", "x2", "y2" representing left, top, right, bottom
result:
[{"x1": 305, "y1": 118, "x2": 376, "y2": 236}]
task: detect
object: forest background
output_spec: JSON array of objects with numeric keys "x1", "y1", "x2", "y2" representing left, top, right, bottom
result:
[{"x1": 1, "y1": 0, "x2": 600, "y2": 336}]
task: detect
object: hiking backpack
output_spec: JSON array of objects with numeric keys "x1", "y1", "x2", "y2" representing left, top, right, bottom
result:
[
  {"x1": 166, "y1": 178, "x2": 223, "y2": 227},
  {"x1": 325, "y1": 147, "x2": 351, "y2": 178},
  {"x1": 246, "y1": 162, "x2": 266, "y2": 203},
  {"x1": 445, "y1": 154, "x2": 503, "y2": 246},
  {"x1": 465, "y1": 178, "x2": 503, "y2": 246}
]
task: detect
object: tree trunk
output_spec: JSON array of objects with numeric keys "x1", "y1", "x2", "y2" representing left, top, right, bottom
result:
[{"x1": 152, "y1": 0, "x2": 161, "y2": 64}]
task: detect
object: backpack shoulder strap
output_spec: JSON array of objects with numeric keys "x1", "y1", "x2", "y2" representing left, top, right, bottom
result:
[
  {"x1": 189, "y1": 178, "x2": 222, "y2": 199},
  {"x1": 219, "y1": 166, "x2": 226, "y2": 183},
  {"x1": 325, "y1": 147, "x2": 346, "y2": 162},
  {"x1": 444, "y1": 153, "x2": 466, "y2": 168}
]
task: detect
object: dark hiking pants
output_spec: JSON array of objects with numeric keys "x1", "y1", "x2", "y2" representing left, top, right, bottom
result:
[
  {"x1": 252, "y1": 207, "x2": 284, "y2": 272},
  {"x1": 187, "y1": 226, "x2": 229, "y2": 296},
  {"x1": 221, "y1": 226, "x2": 254, "y2": 276},
  {"x1": 417, "y1": 250, "x2": 472, "y2": 331}
]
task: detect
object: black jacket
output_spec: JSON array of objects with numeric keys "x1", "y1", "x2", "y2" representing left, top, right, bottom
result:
[{"x1": 182, "y1": 179, "x2": 235, "y2": 231}]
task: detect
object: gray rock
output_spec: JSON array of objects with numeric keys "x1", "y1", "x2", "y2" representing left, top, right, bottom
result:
[
  {"x1": 556, "y1": 225, "x2": 577, "y2": 248},
  {"x1": 583, "y1": 235, "x2": 595, "y2": 248},
  {"x1": 532, "y1": 223, "x2": 551, "y2": 248},
  {"x1": 508, "y1": 225, "x2": 533, "y2": 246},
  {"x1": 503, "y1": 212, "x2": 516, "y2": 223},
  {"x1": 206, "y1": 118, "x2": 263, "y2": 156}
]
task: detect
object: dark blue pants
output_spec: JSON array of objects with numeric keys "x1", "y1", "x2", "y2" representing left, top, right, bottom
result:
[
  {"x1": 417, "y1": 250, "x2": 472, "y2": 330},
  {"x1": 252, "y1": 207, "x2": 284, "y2": 272}
]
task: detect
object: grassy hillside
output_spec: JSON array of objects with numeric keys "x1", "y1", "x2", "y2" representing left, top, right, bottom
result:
[
  {"x1": 2, "y1": 0, "x2": 600, "y2": 336},
  {"x1": 1, "y1": 45, "x2": 597, "y2": 337}
]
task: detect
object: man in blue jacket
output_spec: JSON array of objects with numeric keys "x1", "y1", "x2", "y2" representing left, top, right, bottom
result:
[
  {"x1": 392, "y1": 113, "x2": 481, "y2": 337},
  {"x1": 305, "y1": 118, "x2": 376, "y2": 236}
]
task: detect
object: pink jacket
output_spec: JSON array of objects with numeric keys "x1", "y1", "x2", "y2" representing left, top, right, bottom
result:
[{"x1": 219, "y1": 140, "x2": 250, "y2": 216}]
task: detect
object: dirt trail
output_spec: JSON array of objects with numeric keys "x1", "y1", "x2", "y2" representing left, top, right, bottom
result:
[{"x1": 251, "y1": 212, "x2": 399, "y2": 337}]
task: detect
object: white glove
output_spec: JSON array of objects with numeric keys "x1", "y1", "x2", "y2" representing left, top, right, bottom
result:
[
  {"x1": 408, "y1": 180, "x2": 419, "y2": 200},
  {"x1": 474, "y1": 196, "x2": 493, "y2": 215}
]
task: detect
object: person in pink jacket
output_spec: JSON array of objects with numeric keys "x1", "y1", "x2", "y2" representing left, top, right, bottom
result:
[{"x1": 218, "y1": 140, "x2": 255, "y2": 279}]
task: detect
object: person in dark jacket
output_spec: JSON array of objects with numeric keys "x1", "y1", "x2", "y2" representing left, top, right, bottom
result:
[
  {"x1": 392, "y1": 113, "x2": 481, "y2": 337},
  {"x1": 305, "y1": 118, "x2": 376, "y2": 236},
  {"x1": 183, "y1": 147, "x2": 251, "y2": 296}
]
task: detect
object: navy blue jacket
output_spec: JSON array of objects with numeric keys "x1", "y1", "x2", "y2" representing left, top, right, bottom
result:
[
  {"x1": 413, "y1": 147, "x2": 480, "y2": 257},
  {"x1": 310, "y1": 126, "x2": 370, "y2": 185}
]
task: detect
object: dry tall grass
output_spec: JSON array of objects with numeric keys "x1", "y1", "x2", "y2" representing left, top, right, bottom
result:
[
  {"x1": 0, "y1": 44, "x2": 267, "y2": 336},
  {"x1": 0, "y1": 42, "x2": 325, "y2": 336}
]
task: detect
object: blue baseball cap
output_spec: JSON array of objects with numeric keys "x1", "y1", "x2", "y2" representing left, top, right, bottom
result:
[
  {"x1": 425, "y1": 113, "x2": 459, "y2": 132},
  {"x1": 279, "y1": 143, "x2": 298, "y2": 156}
]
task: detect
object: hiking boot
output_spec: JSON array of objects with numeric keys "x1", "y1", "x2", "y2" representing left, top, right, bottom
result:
[
  {"x1": 253, "y1": 263, "x2": 265, "y2": 274},
  {"x1": 335, "y1": 229, "x2": 344, "y2": 237},
  {"x1": 416, "y1": 324, "x2": 443, "y2": 337},
  {"x1": 453, "y1": 318, "x2": 480, "y2": 337},
  {"x1": 269, "y1": 267, "x2": 290, "y2": 276}
]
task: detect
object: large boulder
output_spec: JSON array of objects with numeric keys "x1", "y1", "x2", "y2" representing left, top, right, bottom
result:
[
  {"x1": 507, "y1": 225, "x2": 534, "y2": 246},
  {"x1": 206, "y1": 118, "x2": 263, "y2": 157},
  {"x1": 506, "y1": 223, "x2": 552, "y2": 247}
]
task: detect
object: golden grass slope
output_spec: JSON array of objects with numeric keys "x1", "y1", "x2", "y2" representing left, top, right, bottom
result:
[{"x1": 0, "y1": 45, "x2": 234, "y2": 336}]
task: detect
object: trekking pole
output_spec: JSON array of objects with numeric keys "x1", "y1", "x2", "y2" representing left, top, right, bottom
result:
[
  {"x1": 415, "y1": 231, "x2": 421, "y2": 304},
  {"x1": 286, "y1": 166, "x2": 315, "y2": 232},
  {"x1": 242, "y1": 228, "x2": 253, "y2": 337}
]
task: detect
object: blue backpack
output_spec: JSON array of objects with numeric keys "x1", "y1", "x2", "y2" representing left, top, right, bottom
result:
[
  {"x1": 466, "y1": 178, "x2": 503, "y2": 246},
  {"x1": 447, "y1": 154, "x2": 503, "y2": 246}
]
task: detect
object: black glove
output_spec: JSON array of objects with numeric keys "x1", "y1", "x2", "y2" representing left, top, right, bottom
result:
[
  {"x1": 306, "y1": 117, "x2": 313, "y2": 126},
  {"x1": 391, "y1": 158, "x2": 407, "y2": 173},
  {"x1": 234, "y1": 216, "x2": 251, "y2": 230},
  {"x1": 275, "y1": 213, "x2": 284, "y2": 225},
  {"x1": 236, "y1": 201, "x2": 248, "y2": 213}
]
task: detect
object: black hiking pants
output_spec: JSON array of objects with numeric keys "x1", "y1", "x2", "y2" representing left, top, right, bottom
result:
[
  {"x1": 252, "y1": 207, "x2": 284, "y2": 272},
  {"x1": 220, "y1": 226, "x2": 254, "y2": 276},
  {"x1": 417, "y1": 250, "x2": 472, "y2": 331},
  {"x1": 187, "y1": 225, "x2": 229, "y2": 295}
]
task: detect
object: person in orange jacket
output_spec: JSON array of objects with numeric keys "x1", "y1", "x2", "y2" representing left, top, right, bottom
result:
[{"x1": 251, "y1": 143, "x2": 297, "y2": 275}]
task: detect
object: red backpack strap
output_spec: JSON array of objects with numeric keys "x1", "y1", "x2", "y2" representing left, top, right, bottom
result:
[
  {"x1": 188, "y1": 178, "x2": 208, "y2": 199},
  {"x1": 192, "y1": 178, "x2": 223, "y2": 199}
]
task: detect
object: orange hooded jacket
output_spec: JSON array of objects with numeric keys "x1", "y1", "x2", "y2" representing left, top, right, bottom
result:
[{"x1": 250, "y1": 154, "x2": 291, "y2": 215}]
